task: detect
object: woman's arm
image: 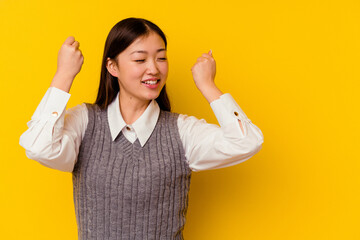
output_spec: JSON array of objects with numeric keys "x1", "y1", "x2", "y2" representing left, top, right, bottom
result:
[
  {"x1": 178, "y1": 92, "x2": 263, "y2": 172},
  {"x1": 191, "y1": 50, "x2": 246, "y2": 134},
  {"x1": 181, "y1": 50, "x2": 263, "y2": 172},
  {"x1": 19, "y1": 36, "x2": 86, "y2": 172},
  {"x1": 19, "y1": 87, "x2": 88, "y2": 172}
]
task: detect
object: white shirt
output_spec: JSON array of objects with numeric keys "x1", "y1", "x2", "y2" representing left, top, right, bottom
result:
[{"x1": 19, "y1": 87, "x2": 264, "y2": 172}]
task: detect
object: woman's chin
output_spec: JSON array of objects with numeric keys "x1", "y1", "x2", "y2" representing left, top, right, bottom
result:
[{"x1": 145, "y1": 92, "x2": 161, "y2": 101}]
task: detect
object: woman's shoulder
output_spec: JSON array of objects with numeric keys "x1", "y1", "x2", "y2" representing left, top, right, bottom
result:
[
  {"x1": 159, "y1": 109, "x2": 181, "y2": 119},
  {"x1": 66, "y1": 102, "x2": 88, "y2": 117},
  {"x1": 82, "y1": 102, "x2": 98, "y2": 111},
  {"x1": 160, "y1": 110, "x2": 208, "y2": 125},
  {"x1": 64, "y1": 103, "x2": 89, "y2": 128},
  {"x1": 80, "y1": 102, "x2": 106, "y2": 116}
]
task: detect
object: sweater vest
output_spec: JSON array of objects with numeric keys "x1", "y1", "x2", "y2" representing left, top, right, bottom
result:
[{"x1": 72, "y1": 103, "x2": 192, "y2": 240}]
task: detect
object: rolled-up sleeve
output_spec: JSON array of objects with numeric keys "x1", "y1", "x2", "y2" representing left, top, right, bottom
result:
[
  {"x1": 177, "y1": 93, "x2": 264, "y2": 172},
  {"x1": 19, "y1": 87, "x2": 87, "y2": 172}
]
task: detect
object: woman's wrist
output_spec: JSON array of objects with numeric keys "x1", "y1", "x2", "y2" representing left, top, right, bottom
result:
[
  {"x1": 50, "y1": 72, "x2": 75, "y2": 93},
  {"x1": 198, "y1": 84, "x2": 223, "y2": 103}
]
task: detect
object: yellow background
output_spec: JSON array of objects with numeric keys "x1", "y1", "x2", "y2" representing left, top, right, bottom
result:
[{"x1": 1, "y1": 0, "x2": 359, "y2": 239}]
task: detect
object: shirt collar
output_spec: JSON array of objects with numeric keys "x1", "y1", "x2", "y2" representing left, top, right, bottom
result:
[{"x1": 107, "y1": 91, "x2": 160, "y2": 147}]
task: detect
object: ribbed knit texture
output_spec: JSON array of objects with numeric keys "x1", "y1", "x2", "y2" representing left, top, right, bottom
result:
[{"x1": 72, "y1": 103, "x2": 192, "y2": 240}]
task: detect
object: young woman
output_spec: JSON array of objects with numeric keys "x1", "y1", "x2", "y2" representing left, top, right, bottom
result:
[{"x1": 19, "y1": 17, "x2": 264, "y2": 239}]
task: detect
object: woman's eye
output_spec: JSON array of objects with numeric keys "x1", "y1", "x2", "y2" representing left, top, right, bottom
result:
[{"x1": 134, "y1": 58, "x2": 167, "y2": 63}]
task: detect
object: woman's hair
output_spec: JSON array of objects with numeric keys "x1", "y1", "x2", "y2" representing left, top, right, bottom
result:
[{"x1": 94, "y1": 17, "x2": 171, "y2": 111}]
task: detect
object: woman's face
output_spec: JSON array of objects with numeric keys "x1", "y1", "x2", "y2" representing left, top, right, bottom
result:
[{"x1": 109, "y1": 31, "x2": 168, "y2": 103}]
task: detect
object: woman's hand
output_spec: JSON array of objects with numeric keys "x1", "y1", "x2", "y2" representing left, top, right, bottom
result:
[
  {"x1": 191, "y1": 50, "x2": 223, "y2": 103},
  {"x1": 50, "y1": 36, "x2": 84, "y2": 93},
  {"x1": 56, "y1": 36, "x2": 84, "y2": 79},
  {"x1": 191, "y1": 50, "x2": 216, "y2": 90}
]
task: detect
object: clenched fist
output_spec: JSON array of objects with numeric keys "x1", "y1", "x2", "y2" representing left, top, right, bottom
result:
[
  {"x1": 190, "y1": 50, "x2": 223, "y2": 103},
  {"x1": 50, "y1": 36, "x2": 84, "y2": 92},
  {"x1": 56, "y1": 36, "x2": 84, "y2": 80},
  {"x1": 191, "y1": 50, "x2": 216, "y2": 91}
]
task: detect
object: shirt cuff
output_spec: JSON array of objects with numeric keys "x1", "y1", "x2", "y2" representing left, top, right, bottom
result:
[
  {"x1": 30, "y1": 87, "x2": 71, "y2": 126},
  {"x1": 210, "y1": 93, "x2": 252, "y2": 128}
]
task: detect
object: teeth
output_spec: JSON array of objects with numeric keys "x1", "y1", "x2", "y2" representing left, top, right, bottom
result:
[{"x1": 143, "y1": 80, "x2": 158, "y2": 85}]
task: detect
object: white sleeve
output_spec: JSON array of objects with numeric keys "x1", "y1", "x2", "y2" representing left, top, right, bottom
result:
[
  {"x1": 177, "y1": 93, "x2": 264, "y2": 172},
  {"x1": 19, "y1": 87, "x2": 88, "y2": 172}
]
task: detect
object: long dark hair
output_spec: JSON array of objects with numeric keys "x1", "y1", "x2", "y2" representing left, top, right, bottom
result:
[{"x1": 94, "y1": 17, "x2": 171, "y2": 111}]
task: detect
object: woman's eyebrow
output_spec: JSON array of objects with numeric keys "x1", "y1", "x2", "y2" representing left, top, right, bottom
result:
[{"x1": 130, "y1": 48, "x2": 166, "y2": 54}]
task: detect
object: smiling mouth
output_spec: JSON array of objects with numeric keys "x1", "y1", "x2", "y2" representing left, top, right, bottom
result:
[{"x1": 141, "y1": 79, "x2": 160, "y2": 85}]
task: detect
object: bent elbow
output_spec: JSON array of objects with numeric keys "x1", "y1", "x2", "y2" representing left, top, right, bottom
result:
[
  {"x1": 24, "y1": 149, "x2": 75, "y2": 173},
  {"x1": 255, "y1": 133, "x2": 264, "y2": 150},
  {"x1": 245, "y1": 125, "x2": 264, "y2": 156},
  {"x1": 247, "y1": 132, "x2": 264, "y2": 156},
  {"x1": 230, "y1": 134, "x2": 263, "y2": 162},
  {"x1": 20, "y1": 138, "x2": 75, "y2": 173},
  {"x1": 251, "y1": 138, "x2": 263, "y2": 156}
]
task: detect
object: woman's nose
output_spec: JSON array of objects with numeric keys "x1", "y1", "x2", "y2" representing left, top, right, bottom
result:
[{"x1": 146, "y1": 59, "x2": 160, "y2": 74}]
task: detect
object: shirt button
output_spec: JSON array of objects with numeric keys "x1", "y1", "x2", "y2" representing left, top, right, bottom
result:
[
  {"x1": 234, "y1": 111, "x2": 239, "y2": 116},
  {"x1": 126, "y1": 126, "x2": 131, "y2": 131},
  {"x1": 51, "y1": 111, "x2": 58, "y2": 117}
]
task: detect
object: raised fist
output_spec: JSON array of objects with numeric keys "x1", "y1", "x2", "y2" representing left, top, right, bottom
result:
[
  {"x1": 191, "y1": 50, "x2": 216, "y2": 91},
  {"x1": 56, "y1": 36, "x2": 84, "y2": 80}
]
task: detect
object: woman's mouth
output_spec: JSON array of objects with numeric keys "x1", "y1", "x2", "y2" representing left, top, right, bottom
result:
[{"x1": 141, "y1": 79, "x2": 160, "y2": 88}]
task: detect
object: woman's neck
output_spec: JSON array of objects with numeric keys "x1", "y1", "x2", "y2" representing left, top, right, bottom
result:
[{"x1": 118, "y1": 92, "x2": 151, "y2": 125}]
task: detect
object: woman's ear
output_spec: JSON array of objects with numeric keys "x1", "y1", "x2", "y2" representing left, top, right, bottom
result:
[{"x1": 106, "y1": 57, "x2": 119, "y2": 77}]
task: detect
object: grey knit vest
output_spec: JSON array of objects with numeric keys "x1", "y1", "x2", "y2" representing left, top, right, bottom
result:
[{"x1": 72, "y1": 102, "x2": 192, "y2": 240}]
